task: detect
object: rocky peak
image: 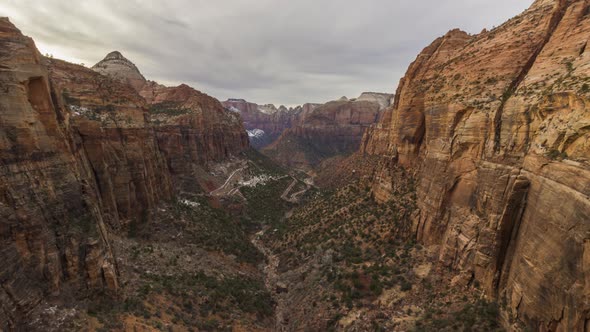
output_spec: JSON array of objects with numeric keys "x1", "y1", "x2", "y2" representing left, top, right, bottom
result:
[
  {"x1": 357, "y1": 92, "x2": 394, "y2": 110},
  {"x1": 103, "y1": 50, "x2": 126, "y2": 60},
  {"x1": 92, "y1": 50, "x2": 146, "y2": 91}
]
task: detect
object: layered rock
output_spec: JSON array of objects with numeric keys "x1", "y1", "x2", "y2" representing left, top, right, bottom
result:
[
  {"x1": 362, "y1": 0, "x2": 590, "y2": 330},
  {"x1": 92, "y1": 52, "x2": 249, "y2": 190},
  {"x1": 355, "y1": 92, "x2": 394, "y2": 110},
  {"x1": 263, "y1": 94, "x2": 389, "y2": 169},
  {"x1": 46, "y1": 58, "x2": 173, "y2": 229}
]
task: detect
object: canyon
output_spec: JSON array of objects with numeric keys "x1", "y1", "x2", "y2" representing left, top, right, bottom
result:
[
  {"x1": 222, "y1": 92, "x2": 391, "y2": 155},
  {"x1": 0, "y1": 0, "x2": 589, "y2": 330}
]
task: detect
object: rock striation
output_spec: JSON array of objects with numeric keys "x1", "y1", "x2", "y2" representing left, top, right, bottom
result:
[
  {"x1": 361, "y1": 0, "x2": 590, "y2": 330},
  {"x1": 0, "y1": 18, "x2": 249, "y2": 329},
  {"x1": 142, "y1": 82, "x2": 249, "y2": 191},
  {"x1": 92, "y1": 52, "x2": 249, "y2": 190}
]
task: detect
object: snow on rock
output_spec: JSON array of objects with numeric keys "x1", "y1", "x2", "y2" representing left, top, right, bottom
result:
[
  {"x1": 247, "y1": 129, "x2": 266, "y2": 138},
  {"x1": 179, "y1": 199, "x2": 200, "y2": 208},
  {"x1": 239, "y1": 174, "x2": 281, "y2": 187},
  {"x1": 228, "y1": 106, "x2": 241, "y2": 113}
]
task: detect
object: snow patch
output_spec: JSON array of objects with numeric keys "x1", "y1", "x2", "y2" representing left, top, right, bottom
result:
[
  {"x1": 68, "y1": 105, "x2": 92, "y2": 116},
  {"x1": 247, "y1": 129, "x2": 266, "y2": 138},
  {"x1": 239, "y1": 174, "x2": 281, "y2": 187},
  {"x1": 228, "y1": 106, "x2": 241, "y2": 113},
  {"x1": 179, "y1": 199, "x2": 200, "y2": 208}
]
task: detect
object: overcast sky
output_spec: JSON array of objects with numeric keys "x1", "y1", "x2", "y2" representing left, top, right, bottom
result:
[{"x1": 1, "y1": 1, "x2": 533, "y2": 106}]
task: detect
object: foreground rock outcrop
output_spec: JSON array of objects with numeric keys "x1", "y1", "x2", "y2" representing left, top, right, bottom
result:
[
  {"x1": 0, "y1": 18, "x2": 248, "y2": 329},
  {"x1": 265, "y1": 93, "x2": 391, "y2": 169},
  {"x1": 0, "y1": 18, "x2": 119, "y2": 328},
  {"x1": 362, "y1": 0, "x2": 590, "y2": 330}
]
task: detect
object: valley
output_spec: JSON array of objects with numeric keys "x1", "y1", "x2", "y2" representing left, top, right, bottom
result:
[{"x1": 1, "y1": 0, "x2": 590, "y2": 331}]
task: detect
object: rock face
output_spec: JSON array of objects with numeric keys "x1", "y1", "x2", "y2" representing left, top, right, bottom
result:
[
  {"x1": 0, "y1": 18, "x2": 248, "y2": 329},
  {"x1": 0, "y1": 18, "x2": 119, "y2": 328},
  {"x1": 221, "y1": 98, "x2": 319, "y2": 148},
  {"x1": 356, "y1": 92, "x2": 395, "y2": 110},
  {"x1": 46, "y1": 58, "x2": 173, "y2": 230},
  {"x1": 265, "y1": 94, "x2": 389, "y2": 169},
  {"x1": 361, "y1": 0, "x2": 590, "y2": 330}
]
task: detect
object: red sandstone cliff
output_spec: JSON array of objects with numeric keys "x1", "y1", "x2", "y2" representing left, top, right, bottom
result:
[
  {"x1": 362, "y1": 0, "x2": 590, "y2": 330},
  {"x1": 92, "y1": 51, "x2": 249, "y2": 190}
]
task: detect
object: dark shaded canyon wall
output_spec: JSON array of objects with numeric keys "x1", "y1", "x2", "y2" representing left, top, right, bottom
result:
[
  {"x1": 46, "y1": 58, "x2": 173, "y2": 230},
  {"x1": 0, "y1": 18, "x2": 249, "y2": 329},
  {"x1": 361, "y1": 0, "x2": 590, "y2": 330},
  {"x1": 0, "y1": 18, "x2": 119, "y2": 328}
]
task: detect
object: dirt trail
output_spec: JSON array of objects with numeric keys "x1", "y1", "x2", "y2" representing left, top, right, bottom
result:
[
  {"x1": 280, "y1": 178, "x2": 298, "y2": 201},
  {"x1": 209, "y1": 166, "x2": 247, "y2": 196},
  {"x1": 251, "y1": 229, "x2": 288, "y2": 331}
]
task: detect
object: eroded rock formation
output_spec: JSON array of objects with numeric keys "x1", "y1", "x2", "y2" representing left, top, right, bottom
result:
[
  {"x1": 0, "y1": 18, "x2": 249, "y2": 329},
  {"x1": 362, "y1": 0, "x2": 590, "y2": 330}
]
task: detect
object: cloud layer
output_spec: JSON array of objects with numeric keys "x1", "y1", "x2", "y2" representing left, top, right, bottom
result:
[{"x1": 1, "y1": 0, "x2": 533, "y2": 105}]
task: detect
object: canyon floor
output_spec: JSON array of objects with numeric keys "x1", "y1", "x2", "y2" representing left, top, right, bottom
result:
[{"x1": 21, "y1": 151, "x2": 507, "y2": 332}]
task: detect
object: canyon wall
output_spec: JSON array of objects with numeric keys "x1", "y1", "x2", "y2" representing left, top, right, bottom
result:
[
  {"x1": 0, "y1": 18, "x2": 248, "y2": 329},
  {"x1": 361, "y1": 0, "x2": 590, "y2": 330},
  {"x1": 0, "y1": 18, "x2": 119, "y2": 328}
]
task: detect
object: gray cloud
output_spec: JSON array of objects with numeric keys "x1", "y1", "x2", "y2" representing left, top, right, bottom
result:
[{"x1": 1, "y1": 0, "x2": 533, "y2": 105}]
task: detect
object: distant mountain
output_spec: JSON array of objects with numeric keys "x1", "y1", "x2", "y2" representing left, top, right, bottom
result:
[
  {"x1": 222, "y1": 98, "x2": 320, "y2": 149},
  {"x1": 263, "y1": 92, "x2": 393, "y2": 169}
]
